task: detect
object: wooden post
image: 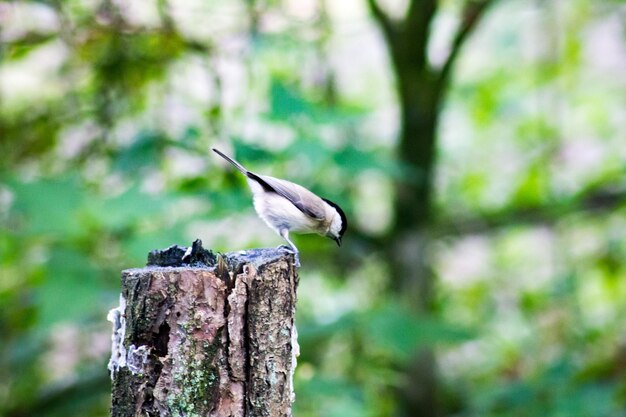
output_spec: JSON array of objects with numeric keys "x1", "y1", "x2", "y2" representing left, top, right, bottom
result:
[{"x1": 108, "y1": 241, "x2": 299, "y2": 417}]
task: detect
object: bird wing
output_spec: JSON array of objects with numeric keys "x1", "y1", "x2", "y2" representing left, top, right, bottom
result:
[{"x1": 257, "y1": 175, "x2": 327, "y2": 220}]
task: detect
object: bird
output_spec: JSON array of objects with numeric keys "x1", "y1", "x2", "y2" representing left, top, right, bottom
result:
[{"x1": 212, "y1": 148, "x2": 347, "y2": 267}]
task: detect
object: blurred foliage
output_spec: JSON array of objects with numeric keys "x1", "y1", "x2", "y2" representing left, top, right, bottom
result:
[{"x1": 1, "y1": 0, "x2": 626, "y2": 416}]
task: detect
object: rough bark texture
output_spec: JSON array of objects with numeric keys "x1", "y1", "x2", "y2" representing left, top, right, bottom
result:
[{"x1": 108, "y1": 242, "x2": 298, "y2": 417}]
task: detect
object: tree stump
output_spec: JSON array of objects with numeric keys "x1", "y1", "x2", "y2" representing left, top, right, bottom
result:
[{"x1": 108, "y1": 241, "x2": 299, "y2": 417}]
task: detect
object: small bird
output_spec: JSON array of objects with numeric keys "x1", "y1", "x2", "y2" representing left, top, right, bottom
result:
[{"x1": 212, "y1": 148, "x2": 347, "y2": 267}]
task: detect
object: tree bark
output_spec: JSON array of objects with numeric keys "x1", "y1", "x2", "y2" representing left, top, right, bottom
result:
[
  {"x1": 108, "y1": 244, "x2": 299, "y2": 417},
  {"x1": 366, "y1": 1, "x2": 497, "y2": 416}
]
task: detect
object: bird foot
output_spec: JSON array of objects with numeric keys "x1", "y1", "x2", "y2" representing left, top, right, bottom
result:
[{"x1": 276, "y1": 245, "x2": 300, "y2": 267}]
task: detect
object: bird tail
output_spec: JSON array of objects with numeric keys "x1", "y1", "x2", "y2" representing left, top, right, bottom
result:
[{"x1": 212, "y1": 148, "x2": 248, "y2": 174}]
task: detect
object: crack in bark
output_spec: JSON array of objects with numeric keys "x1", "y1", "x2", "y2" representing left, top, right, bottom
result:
[{"x1": 153, "y1": 322, "x2": 170, "y2": 358}]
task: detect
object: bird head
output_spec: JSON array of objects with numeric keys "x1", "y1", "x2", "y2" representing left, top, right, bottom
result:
[{"x1": 322, "y1": 198, "x2": 347, "y2": 247}]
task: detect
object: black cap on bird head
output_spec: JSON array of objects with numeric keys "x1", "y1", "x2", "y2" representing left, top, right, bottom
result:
[{"x1": 322, "y1": 198, "x2": 347, "y2": 246}]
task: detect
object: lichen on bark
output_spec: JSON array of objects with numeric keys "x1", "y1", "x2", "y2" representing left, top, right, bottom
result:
[{"x1": 164, "y1": 331, "x2": 222, "y2": 415}]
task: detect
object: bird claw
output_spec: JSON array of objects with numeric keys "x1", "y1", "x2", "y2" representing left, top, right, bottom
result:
[
  {"x1": 277, "y1": 244, "x2": 293, "y2": 252},
  {"x1": 276, "y1": 245, "x2": 300, "y2": 267}
]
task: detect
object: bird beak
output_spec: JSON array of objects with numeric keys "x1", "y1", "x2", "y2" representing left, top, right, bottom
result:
[{"x1": 335, "y1": 237, "x2": 342, "y2": 247}]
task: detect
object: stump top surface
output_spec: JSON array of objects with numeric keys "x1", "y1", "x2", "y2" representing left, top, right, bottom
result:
[{"x1": 125, "y1": 247, "x2": 293, "y2": 274}]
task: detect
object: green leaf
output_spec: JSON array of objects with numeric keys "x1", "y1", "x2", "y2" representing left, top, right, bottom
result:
[
  {"x1": 297, "y1": 313, "x2": 359, "y2": 342},
  {"x1": 365, "y1": 304, "x2": 474, "y2": 358},
  {"x1": 37, "y1": 248, "x2": 108, "y2": 326},
  {"x1": 85, "y1": 185, "x2": 173, "y2": 231},
  {"x1": 294, "y1": 376, "x2": 366, "y2": 417},
  {"x1": 511, "y1": 163, "x2": 549, "y2": 205},
  {"x1": 269, "y1": 79, "x2": 309, "y2": 119},
  {"x1": 113, "y1": 130, "x2": 167, "y2": 174},
  {"x1": 5, "y1": 34, "x2": 56, "y2": 60},
  {"x1": 9, "y1": 177, "x2": 84, "y2": 236}
]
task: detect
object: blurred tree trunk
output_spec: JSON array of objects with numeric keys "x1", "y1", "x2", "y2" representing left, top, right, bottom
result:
[
  {"x1": 367, "y1": 1, "x2": 495, "y2": 416},
  {"x1": 109, "y1": 247, "x2": 299, "y2": 417}
]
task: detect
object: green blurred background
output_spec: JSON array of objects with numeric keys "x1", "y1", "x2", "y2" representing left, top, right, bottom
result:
[{"x1": 1, "y1": 0, "x2": 626, "y2": 416}]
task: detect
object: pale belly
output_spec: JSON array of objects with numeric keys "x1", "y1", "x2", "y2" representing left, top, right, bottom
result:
[{"x1": 253, "y1": 193, "x2": 323, "y2": 235}]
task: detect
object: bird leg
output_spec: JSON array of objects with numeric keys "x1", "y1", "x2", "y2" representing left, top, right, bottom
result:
[{"x1": 279, "y1": 229, "x2": 300, "y2": 267}]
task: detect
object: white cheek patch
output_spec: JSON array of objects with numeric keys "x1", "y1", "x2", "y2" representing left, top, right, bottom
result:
[{"x1": 329, "y1": 214, "x2": 342, "y2": 236}]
